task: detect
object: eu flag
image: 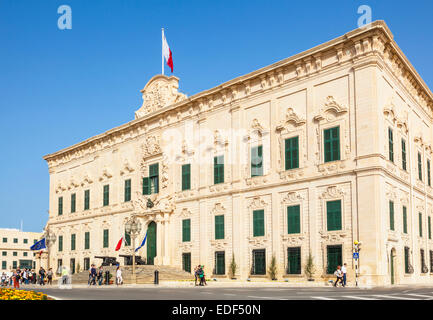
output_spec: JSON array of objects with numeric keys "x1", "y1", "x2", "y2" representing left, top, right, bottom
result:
[{"x1": 30, "y1": 238, "x2": 47, "y2": 251}]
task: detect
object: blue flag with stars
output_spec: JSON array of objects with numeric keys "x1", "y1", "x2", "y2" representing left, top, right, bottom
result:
[{"x1": 30, "y1": 238, "x2": 46, "y2": 251}]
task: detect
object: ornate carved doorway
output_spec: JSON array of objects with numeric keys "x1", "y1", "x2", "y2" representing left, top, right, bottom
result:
[{"x1": 147, "y1": 221, "x2": 157, "y2": 265}]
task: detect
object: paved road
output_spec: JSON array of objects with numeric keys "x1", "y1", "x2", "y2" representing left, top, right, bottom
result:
[{"x1": 18, "y1": 285, "x2": 433, "y2": 300}]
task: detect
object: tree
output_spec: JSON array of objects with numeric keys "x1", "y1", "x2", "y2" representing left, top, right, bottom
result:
[
  {"x1": 305, "y1": 251, "x2": 316, "y2": 280},
  {"x1": 268, "y1": 255, "x2": 277, "y2": 280},
  {"x1": 229, "y1": 254, "x2": 237, "y2": 279}
]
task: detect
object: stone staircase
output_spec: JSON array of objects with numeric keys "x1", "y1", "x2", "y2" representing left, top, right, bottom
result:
[{"x1": 71, "y1": 265, "x2": 192, "y2": 284}]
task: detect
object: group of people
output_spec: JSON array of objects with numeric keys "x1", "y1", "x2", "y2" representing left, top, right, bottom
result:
[
  {"x1": 194, "y1": 265, "x2": 207, "y2": 286},
  {"x1": 333, "y1": 263, "x2": 348, "y2": 287},
  {"x1": 0, "y1": 267, "x2": 53, "y2": 288},
  {"x1": 87, "y1": 264, "x2": 123, "y2": 286}
]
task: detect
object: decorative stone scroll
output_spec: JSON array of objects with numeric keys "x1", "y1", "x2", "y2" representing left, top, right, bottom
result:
[{"x1": 135, "y1": 75, "x2": 187, "y2": 118}]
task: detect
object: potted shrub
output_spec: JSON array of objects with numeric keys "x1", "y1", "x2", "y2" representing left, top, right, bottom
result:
[
  {"x1": 268, "y1": 255, "x2": 277, "y2": 280},
  {"x1": 229, "y1": 254, "x2": 237, "y2": 280},
  {"x1": 305, "y1": 251, "x2": 316, "y2": 281}
]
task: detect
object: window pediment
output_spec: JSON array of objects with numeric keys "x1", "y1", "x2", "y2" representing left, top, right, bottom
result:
[
  {"x1": 314, "y1": 96, "x2": 348, "y2": 122},
  {"x1": 276, "y1": 108, "x2": 306, "y2": 132}
]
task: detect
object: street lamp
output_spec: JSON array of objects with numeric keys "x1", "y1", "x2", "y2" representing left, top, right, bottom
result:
[{"x1": 125, "y1": 216, "x2": 142, "y2": 283}]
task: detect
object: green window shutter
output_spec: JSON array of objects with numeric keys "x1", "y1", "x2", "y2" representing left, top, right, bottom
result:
[
  {"x1": 429, "y1": 216, "x2": 432, "y2": 240},
  {"x1": 251, "y1": 145, "x2": 263, "y2": 177},
  {"x1": 388, "y1": 128, "x2": 394, "y2": 162},
  {"x1": 71, "y1": 234, "x2": 76, "y2": 251},
  {"x1": 285, "y1": 137, "x2": 299, "y2": 170},
  {"x1": 402, "y1": 139, "x2": 407, "y2": 171},
  {"x1": 214, "y1": 156, "x2": 224, "y2": 184},
  {"x1": 182, "y1": 164, "x2": 191, "y2": 191},
  {"x1": 84, "y1": 232, "x2": 90, "y2": 250},
  {"x1": 103, "y1": 185, "x2": 109, "y2": 206},
  {"x1": 142, "y1": 177, "x2": 150, "y2": 195},
  {"x1": 418, "y1": 152, "x2": 423, "y2": 181},
  {"x1": 324, "y1": 127, "x2": 340, "y2": 163},
  {"x1": 58, "y1": 236, "x2": 63, "y2": 252},
  {"x1": 389, "y1": 201, "x2": 395, "y2": 231},
  {"x1": 125, "y1": 231, "x2": 131, "y2": 246},
  {"x1": 124, "y1": 179, "x2": 131, "y2": 202},
  {"x1": 419, "y1": 213, "x2": 423, "y2": 237},
  {"x1": 327, "y1": 245, "x2": 342, "y2": 274},
  {"x1": 103, "y1": 229, "x2": 109, "y2": 248},
  {"x1": 287, "y1": 205, "x2": 301, "y2": 234},
  {"x1": 71, "y1": 193, "x2": 76, "y2": 213},
  {"x1": 403, "y1": 206, "x2": 408, "y2": 234},
  {"x1": 215, "y1": 215, "x2": 225, "y2": 240},
  {"x1": 182, "y1": 219, "x2": 191, "y2": 242},
  {"x1": 253, "y1": 210, "x2": 265, "y2": 237},
  {"x1": 428, "y1": 160, "x2": 431, "y2": 187},
  {"x1": 58, "y1": 197, "x2": 63, "y2": 215},
  {"x1": 149, "y1": 163, "x2": 159, "y2": 194},
  {"x1": 326, "y1": 200, "x2": 342, "y2": 231},
  {"x1": 84, "y1": 190, "x2": 90, "y2": 210},
  {"x1": 287, "y1": 247, "x2": 301, "y2": 274}
]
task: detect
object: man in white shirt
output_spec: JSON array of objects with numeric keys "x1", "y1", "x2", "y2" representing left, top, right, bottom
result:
[{"x1": 341, "y1": 263, "x2": 347, "y2": 287}]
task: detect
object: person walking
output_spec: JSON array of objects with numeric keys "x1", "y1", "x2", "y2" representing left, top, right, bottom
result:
[
  {"x1": 333, "y1": 265, "x2": 343, "y2": 287},
  {"x1": 341, "y1": 263, "x2": 347, "y2": 287},
  {"x1": 194, "y1": 265, "x2": 199, "y2": 286},
  {"x1": 116, "y1": 266, "x2": 123, "y2": 286},
  {"x1": 97, "y1": 266, "x2": 103, "y2": 285},
  {"x1": 47, "y1": 268, "x2": 53, "y2": 285},
  {"x1": 61, "y1": 266, "x2": 69, "y2": 285},
  {"x1": 39, "y1": 267, "x2": 46, "y2": 285},
  {"x1": 90, "y1": 264, "x2": 97, "y2": 285}
]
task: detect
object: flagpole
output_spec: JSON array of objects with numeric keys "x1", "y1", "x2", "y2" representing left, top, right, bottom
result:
[{"x1": 162, "y1": 28, "x2": 164, "y2": 75}]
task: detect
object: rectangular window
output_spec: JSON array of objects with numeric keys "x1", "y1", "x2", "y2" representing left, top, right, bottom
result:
[
  {"x1": 285, "y1": 136, "x2": 299, "y2": 170},
  {"x1": 418, "y1": 152, "x2": 423, "y2": 181},
  {"x1": 84, "y1": 232, "x2": 90, "y2": 250},
  {"x1": 103, "y1": 229, "x2": 109, "y2": 248},
  {"x1": 58, "y1": 235, "x2": 63, "y2": 252},
  {"x1": 124, "y1": 179, "x2": 131, "y2": 202},
  {"x1": 149, "y1": 163, "x2": 159, "y2": 194},
  {"x1": 2, "y1": 238, "x2": 6, "y2": 243},
  {"x1": 324, "y1": 127, "x2": 340, "y2": 163},
  {"x1": 402, "y1": 138, "x2": 407, "y2": 170},
  {"x1": 287, "y1": 205, "x2": 301, "y2": 234},
  {"x1": 13, "y1": 238, "x2": 18, "y2": 244},
  {"x1": 58, "y1": 197, "x2": 63, "y2": 215},
  {"x1": 13, "y1": 252, "x2": 17, "y2": 256},
  {"x1": 419, "y1": 212, "x2": 423, "y2": 237},
  {"x1": 71, "y1": 234, "x2": 76, "y2": 251},
  {"x1": 12, "y1": 261, "x2": 17, "y2": 269},
  {"x1": 251, "y1": 145, "x2": 263, "y2": 177},
  {"x1": 23, "y1": 252, "x2": 27, "y2": 257},
  {"x1": 389, "y1": 201, "x2": 395, "y2": 231},
  {"x1": 403, "y1": 206, "x2": 408, "y2": 234},
  {"x1": 252, "y1": 249, "x2": 266, "y2": 275},
  {"x1": 287, "y1": 247, "x2": 301, "y2": 274},
  {"x1": 23, "y1": 239, "x2": 28, "y2": 244},
  {"x1": 327, "y1": 200, "x2": 342, "y2": 231},
  {"x1": 215, "y1": 251, "x2": 225, "y2": 275},
  {"x1": 214, "y1": 156, "x2": 224, "y2": 184},
  {"x1": 327, "y1": 245, "x2": 342, "y2": 274},
  {"x1": 181, "y1": 164, "x2": 191, "y2": 191},
  {"x1": 404, "y1": 247, "x2": 410, "y2": 274},
  {"x1": 142, "y1": 177, "x2": 150, "y2": 195},
  {"x1": 2, "y1": 252, "x2": 6, "y2": 256},
  {"x1": 428, "y1": 160, "x2": 431, "y2": 187},
  {"x1": 182, "y1": 219, "x2": 191, "y2": 242},
  {"x1": 429, "y1": 216, "x2": 432, "y2": 240},
  {"x1": 84, "y1": 190, "x2": 90, "y2": 210},
  {"x1": 103, "y1": 185, "x2": 109, "y2": 206},
  {"x1": 1, "y1": 261, "x2": 6, "y2": 270},
  {"x1": 388, "y1": 127, "x2": 394, "y2": 162},
  {"x1": 71, "y1": 193, "x2": 76, "y2": 213},
  {"x1": 253, "y1": 209, "x2": 265, "y2": 237},
  {"x1": 182, "y1": 253, "x2": 191, "y2": 273},
  {"x1": 215, "y1": 215, "x2": 225, "y2": 240}
]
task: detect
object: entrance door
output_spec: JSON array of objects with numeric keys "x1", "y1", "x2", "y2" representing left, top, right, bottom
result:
[
  {"x1": 147, "y1": 221, "x2": 157, "y2": 265},
  {"x1": 390, "y1": 250, "x2": 395, "y2": 285},
  {"x1": 252, "y1": 249, "x2": 266, "y2": 275},
  {"x1": 70, "y1": 258, "x2": 75, "y2": 274},
  {"x1": 215, "y1": 251, "x2": 225, "y2": 275},
  {"x1": 182, "y1": 253, "x2": 191, "y2": 273}
]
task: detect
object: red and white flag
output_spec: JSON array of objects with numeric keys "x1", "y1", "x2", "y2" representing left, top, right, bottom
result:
[
  {"x1": 115, "y1": 237, "x2": 126, "y2": 251},
  {"x1": 162, "y1": 29, "x2": 173, "y2": 73}
]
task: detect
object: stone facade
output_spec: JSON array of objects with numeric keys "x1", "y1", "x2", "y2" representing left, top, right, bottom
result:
[
  {"x1": 42, "y1": 21, "x2": 433, "y2": 286},
  {"x1": 0, "y1": 229, "x2": 43, "y2": 272}
]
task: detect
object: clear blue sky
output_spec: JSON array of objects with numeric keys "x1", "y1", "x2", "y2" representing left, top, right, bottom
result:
[{"x1": 0, "y1": 0, "x2": 432, "y2": 232}]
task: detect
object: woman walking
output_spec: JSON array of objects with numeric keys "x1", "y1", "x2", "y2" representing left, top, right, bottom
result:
[{"x1": 47, "y1": 268, "x2": 53, "y2": 285}]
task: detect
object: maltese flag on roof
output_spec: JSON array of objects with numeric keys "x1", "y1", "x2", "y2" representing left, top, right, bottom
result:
[{"x1": 162, "y1": 29, "x2": 173, "y2": 74}]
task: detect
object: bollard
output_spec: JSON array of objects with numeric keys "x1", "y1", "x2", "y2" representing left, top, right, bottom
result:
[
  {"x1": 105, "y1": 271, "x2": 110, "y2": 285},
  {"x1": 154, "y1": 270, "x2": 159, "y2": 285}
]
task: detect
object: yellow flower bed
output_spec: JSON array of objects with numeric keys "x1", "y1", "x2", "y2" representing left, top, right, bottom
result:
[{"x1": 0, "y1": 288, "x2": 48, "y2": 300}]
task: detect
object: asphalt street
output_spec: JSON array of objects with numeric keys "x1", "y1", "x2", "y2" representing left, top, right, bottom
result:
[{"x1": 18, "y1": 285, "x2": 433, "y2": 300}]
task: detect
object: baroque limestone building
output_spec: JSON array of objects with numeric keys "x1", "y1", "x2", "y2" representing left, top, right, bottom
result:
[{"x1": 43, "y1": 21, "x2": 433, "y2": 286}]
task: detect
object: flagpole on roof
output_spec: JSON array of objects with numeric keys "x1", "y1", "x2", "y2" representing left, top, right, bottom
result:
[{"x1": 162, "y1": 28, "x2": 164, "y2": 76}]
